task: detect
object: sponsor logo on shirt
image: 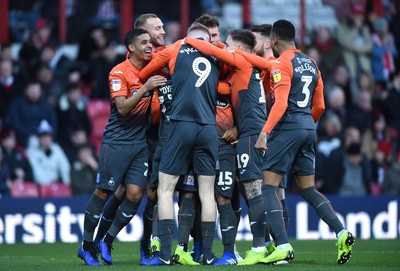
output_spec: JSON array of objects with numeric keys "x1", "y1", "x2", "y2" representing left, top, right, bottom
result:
[
  {"x1": 272, "y1": 69, "x2": 281, "y2": 83},
  {"x1": 111, "y1": 79, "x2": 122, "y2": 91}
]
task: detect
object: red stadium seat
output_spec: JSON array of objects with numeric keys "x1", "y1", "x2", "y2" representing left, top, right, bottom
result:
[
  {"x1": 10, "y1": 181, "x2": 40, "y2": 198},
  {"x1": 86, "y1": 99, "x2": 110, "y2": 156},
  {"x1": 40, "y1": 182, "x2": 72, "y2": 197}
]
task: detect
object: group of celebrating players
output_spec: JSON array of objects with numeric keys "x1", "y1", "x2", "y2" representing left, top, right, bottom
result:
[{"x1": 77, "y1": 12, "x2": 355, "y2": 266}]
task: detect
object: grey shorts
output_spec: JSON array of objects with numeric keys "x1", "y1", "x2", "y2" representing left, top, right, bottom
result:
[
  {"x1": 96, "y1": 142, "x2": 148, "y2": 191},
  {"x1": 264, "y1": 129, "x2": 316, "y2": 176}
]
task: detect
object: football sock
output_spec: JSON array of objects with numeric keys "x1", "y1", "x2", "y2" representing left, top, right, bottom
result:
[
  {"x1": 281, "y1": 199, "x2": 290, "y2": 231},
  {"x1": 94, "y1": 194, "x2": 122, "y2": 244},
  {"x1": 262, "y1": 185, "x2": 289, "y2": 246},
  {"x1": 300, "y1": 186, "x2": 344, "y2": 234},
  {"x1": 201, "y1": 221, "x2": 216, "y2": 259},
  {"x1": 159, "y1": 219, "x2": 175, "y2": 260},
  {"x1": 218, "y1": 203, "x2": 237, "y2": 254},
  {"x1": 83, "y1": 193, "x2": 106, "y2": 242},
  {"x1": 106, "y1": 198, "x2": 140, "y2": 241},
  {"x1": 248, "y1": 195, "x2": 266, "y2": 248},
  {"x1": 141, "y1": 198, "x2": 156, "y2": 253},
  {"x1": 177, "y1": 197, "x2": 196, "y2": 250}
]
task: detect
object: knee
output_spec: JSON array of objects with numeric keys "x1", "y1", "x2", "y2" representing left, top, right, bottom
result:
[
  {"x1": 216, "y1": 196, "x2": 231, "y2": 207},
  {"x1": 94, "y1": 188, "x2": 111, "y2": 200},
  {"x1": 126, "y1": 187, "x2": 144, "y2": 203}
]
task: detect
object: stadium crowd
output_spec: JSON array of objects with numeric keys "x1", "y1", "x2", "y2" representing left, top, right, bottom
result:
[{"x1": 1, "y1": 0, "x2": 399, "y2": 267}]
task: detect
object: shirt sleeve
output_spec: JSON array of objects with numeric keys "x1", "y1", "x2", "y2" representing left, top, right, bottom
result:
[
  {"x1": 109, "y1": 71, "x2": 128, "y2": 99},
  {"x1": 236, "y1": 50, "x2": 272, "y2": 71},
  {"x1": 184, "y1": 37, "x2": 241, "y2": 69},
  {"x1": 138, "y1": 45, "x2": 174, "y2": 81},
  {"x1": 262, "y1": 59, "x2": 292, "y2": 134},
  {"x1": 311, "y1": 68, "x2": 325, "y2": 122}
]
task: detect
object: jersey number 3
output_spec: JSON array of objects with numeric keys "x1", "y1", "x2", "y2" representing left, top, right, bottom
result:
[
  {"x1": 297, "y1": 75, "x2": 312, "y2": 108},
  {"x1": 192, "y1": 57, "x2": 211, "y2": 87}
]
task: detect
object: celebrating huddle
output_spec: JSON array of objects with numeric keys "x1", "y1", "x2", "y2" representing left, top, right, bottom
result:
[{"x1": 77, "y1": 13, "x2": 355, "y2": 266}]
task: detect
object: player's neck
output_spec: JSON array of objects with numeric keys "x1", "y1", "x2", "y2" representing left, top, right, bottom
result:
[
  {"x1": 263, "y1": 49, "x2": 273, "y2": 59},
  {"x1": 129, "y1": 57, "x2": 147, "y2": 71}
]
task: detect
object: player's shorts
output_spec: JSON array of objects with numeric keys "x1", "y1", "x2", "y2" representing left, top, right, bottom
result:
[
  {"x1": 175, "y1": 172, "x2": 198, "y2": 192},
  {"x1": 264, "y1": 129, "x2": 316, "y2": 176},
  {"x1": 96, "y1": 142, "x2": 148, "y2": 191},
  {"x1": 236, "y1": 134, "x2": 264, "y2": 182},
  {"x1": 159, "y1": 120, "x2": 218, "y2": 176},
  {"x1": 215, "y1": 139, "x2": 236, "y2": 198},
  {"x1": 148, "y1": 120, "x2": 172, "y2": 189}
]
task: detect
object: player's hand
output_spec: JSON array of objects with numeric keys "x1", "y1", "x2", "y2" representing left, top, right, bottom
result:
[
  {"x1": 143, "y1": 75, "x2": 167, "y2": 91},
  {"x1": 255, "y1": 131, "x2": 268, "y2": 155},
  {"x1": 222, "y1": 127, "x2": 238, "y2": 143}
]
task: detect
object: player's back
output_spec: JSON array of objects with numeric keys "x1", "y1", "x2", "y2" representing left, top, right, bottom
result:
[
  {"x1": 170, "y1": 44, "x2": 220, "y2": 124},
  {"x1": 273, "y1": 49, "x2": 320, "y2": 130},
  {"x1": 103, "y1": 60, "x2": 152, "y2": 144}
]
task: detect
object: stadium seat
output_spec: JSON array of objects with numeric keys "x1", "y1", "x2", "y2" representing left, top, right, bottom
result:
[
  {"x1": 86, "y1": 99, "x2": 110, "y2": 156},
  {"x1": 10, "y1": 181, "x2": 40, "y2": 198},
  {"x1": 40, "y1": 182, "x2": 72, "y2": 197}
]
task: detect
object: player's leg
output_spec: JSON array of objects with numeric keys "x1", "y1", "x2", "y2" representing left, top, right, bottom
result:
[
  {"x1": 260, "y1": 130, "x2": 297, "y2": 264},
  {"x1": 94, "y1": 185, "x2": 125, "y2": 244},
  {"x1": 173, "y1": 185, "x2": 199, "y2": 265},
  {"x1": 140, "y1": 187, "x2": 157, "y2": 260},
  {"x1": 193, "y1": 124, "x2": 218, "y2": 265},
  {"x1": 213, "y1": 142, "x2": 238, "y2": 265},
  {"x1": 236, "y1": 135, "x2": 266, "y2": 265},
  {"x1": 78, "y1": 142, "x2": 126, "y2": 266},
  {"x1": 98, "y1": 144, "x2": 148, "y2": 265},
  {"x1": 293, "y1": 129, "x2": 354, "y2": 264}
]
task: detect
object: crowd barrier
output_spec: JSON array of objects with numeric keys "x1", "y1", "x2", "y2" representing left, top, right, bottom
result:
[{"x1": 0, "y1": 195, "x2": 398, "y2": 243}]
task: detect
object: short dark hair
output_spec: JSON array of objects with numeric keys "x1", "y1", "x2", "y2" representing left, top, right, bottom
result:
[
  {"x1": 124, "y1": 28, "x2": 149, "y2": 51},
  {"x1": 271, "y1": 20, "x2": 295, "y2": 41},
  {"x1": 187, "y1": 22, "x2": 210, "y2": 36},
  {"x1": 229, "y1": 29, "x2": 256, "y2": 51},
  {"x1": 251, "y1": 24, "x2": 272, "y2": 37},
  {"x1": 134, "y1": 13, "x2": 159, "y2": 29},
  {"x1": 195, "y1": 14, "x2": 219, "y2": 28}
]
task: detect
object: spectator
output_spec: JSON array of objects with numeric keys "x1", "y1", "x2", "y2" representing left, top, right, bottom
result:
[
  {"x1": 337, "y1": 3, "x2": 372, "y2": 95},
  {"x1": 0, "y1": 128, "x2": 33, "y2": 183},
  {"x1": 317, "y1": 112, "x2": 342, "y2": 158},
  {"x1": 311, "y1": 26, "x2": 344, "y2": 80},
  {"x1": 371, "y1": 17, "x2": 396, "y2": 88},
  {"x1": 347, "y1": 90, "x2": 373, "y2": 134},
  {"x1": 35, "y1": 63, "x2": 64, "y2": 106},
  {"x1": 56, "y1": 83, "x2": 91, "y2": 149},
  {"x1": 40, "y1": 41, "x2": 73, "y2": 91},
  {"x1": 377, "y1": 73, "x2": 400, "y2": 134},
  {"x1": 339, "y1": 143, "x2": 372, "y2": 196},
  {"x1": 8, "y1": 81, "x2": 57, "y2": 147},
  {"x1": 325, "y1": 65, "x2": 353, "y2": 108},
  {"x1": 26, "y1": 120, "x2": 70, "y2": 186},
  {"x1": 164, "y1": 21, "x2": 182, "y2": 45},
  {"x1": 362, "y1": 114, "x2": 387, "y2": 161},
  {"x1": 381, "y1": 151, "x2": 400, "y2": 195},
  {"x1": 63, "y1": 126, "x2": 91, "y2": 164},
  {"x1": 18, "y1": 18, "x2": 54, "y2": 80},
  {"x1": 0, "y1": 145, "x2": 11, "y2": 197},
  {"x1": 0, "y1": 59, "x2": 25, "y2": 121},
  {"x1": 71, "y1": 144, "x2": 98, "y2": 195},
  {"x1": 320, "y1": 85, "x2": 347, "y2": 132}
]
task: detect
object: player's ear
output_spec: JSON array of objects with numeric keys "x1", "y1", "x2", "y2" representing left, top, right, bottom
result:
[
  {"x1": 128, "y1": 44, "x2": 135, "y2": 53},
  {"x1": 264, "y1": 39, "x2": 270, "y2": 50}
]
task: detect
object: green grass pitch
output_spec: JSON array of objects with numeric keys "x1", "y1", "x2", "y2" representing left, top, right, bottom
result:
[{"x1": 1, "y1": 239, "x2": 399, "y2": 271}]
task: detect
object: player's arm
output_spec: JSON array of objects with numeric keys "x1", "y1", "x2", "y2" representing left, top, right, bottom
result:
[
  {"x1": 235, "y1": 50, "x2": 272, "y2": 71},
  {"x1": 311, "y1": 69, "x2": 325, "y2": 122},
  {"x1": 184, "y1": 37, "x2": 241, "y2": 69},
  {"x1": 138, "y1": 44, "x2": 176, "y2": 81},
  {"x1": 111, "y1": 73, "x2": 166, "y2": 117},
  {"x1": 262, "y1": 61, "x2": 292, "y2": 134}
]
